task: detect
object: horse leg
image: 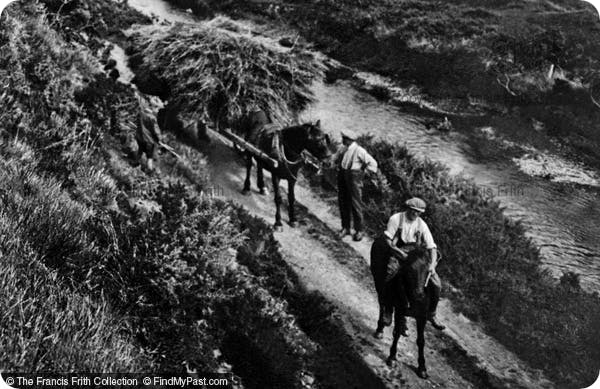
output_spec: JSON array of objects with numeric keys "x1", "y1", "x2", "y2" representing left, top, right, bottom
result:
[
  {"x1": 272, "y1": 175, "x2": 283, "y2": 230},
  {"x1": 243, "y1": 153, "x2": 252, "y2": 194},
  {"x1": 257, "y1": 161, "x2": 268, "y2": 195},
  {"x1": 386, "y1": 305, "x2": 403, "y2": 367},
  {"x1": 416, "y1": 316, "x2": 428, "y2": 379},
  {"x1": 288, "y1": 180, "x2": 296, "y2": 227}
]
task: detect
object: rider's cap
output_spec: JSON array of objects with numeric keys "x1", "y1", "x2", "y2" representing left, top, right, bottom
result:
[
  {"x1": 405, "y1": 197, "x2": 426, "y2": 213},
  {"x1": 341, "y1": 131, "x2": 356, "y2": 141}
]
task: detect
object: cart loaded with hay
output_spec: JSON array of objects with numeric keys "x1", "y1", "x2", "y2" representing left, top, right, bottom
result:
[
  {"x1": 128, "y1": 21, "x2": 325, "y2": 165},
  {"x1": 127, "y1": 21, "x2": 332, "y2": 225}
]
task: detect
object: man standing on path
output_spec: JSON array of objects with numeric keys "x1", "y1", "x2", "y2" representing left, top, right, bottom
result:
[{"x1": 336, "y1": 132, "x2": 378, "y2": 242}]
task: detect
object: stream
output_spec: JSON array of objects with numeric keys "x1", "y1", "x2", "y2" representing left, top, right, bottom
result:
[
  {"x1": 302, "y1": 80, "x2": 600, "y2": 290},
  {"x1": 125, "y1": 0, "x2": 600, "y2": 291}
]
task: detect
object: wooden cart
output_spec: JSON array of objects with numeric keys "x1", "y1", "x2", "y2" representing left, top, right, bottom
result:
[{"x1": 219, "y1": 128, "x2": 280, "y2": 169}]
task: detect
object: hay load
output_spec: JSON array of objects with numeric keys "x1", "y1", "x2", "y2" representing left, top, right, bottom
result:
[{"x1": 128, "y1": 23, "x2": 323, "y2": 129}]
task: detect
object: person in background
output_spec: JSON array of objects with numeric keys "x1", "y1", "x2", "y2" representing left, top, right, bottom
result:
[
  {"x1": 136, "y1": 96, "x2": 161, "y2": 172},
  {"x1": 336, "y1": 132, "x2": 378, "y2": 242}
]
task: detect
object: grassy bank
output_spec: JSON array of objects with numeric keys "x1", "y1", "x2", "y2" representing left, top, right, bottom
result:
[
  {"x1": 344, "y1": 136, "x2": 599, "y2": 387},
  {"x1": 0, "y1": 3, "x2": 153, "y2": 370},
  {"x1": 0, "y1": 3, "x2": 326, "y2": 385}
]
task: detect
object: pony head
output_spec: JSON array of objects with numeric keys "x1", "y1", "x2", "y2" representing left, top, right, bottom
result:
[
  {"x1": 303, "y1": 120, "x2": 332, "y2": 159},
  {"x1": 407, "y1": 248, "x2": 430, "y2": 302}
]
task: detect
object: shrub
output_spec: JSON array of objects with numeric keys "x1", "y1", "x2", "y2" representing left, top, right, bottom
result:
[
  {"x1": 0, "y1": 150, "x2": 150, "y2": 372},
  {"x1": 356, "y1": 136, "x2": 600, "y2": 387},
  {"x1": 0, "y1": 241, "x2": 151, "y2": 372}
]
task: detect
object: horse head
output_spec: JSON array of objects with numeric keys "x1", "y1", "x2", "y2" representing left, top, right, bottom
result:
[
  {"x1": 302, "y1": 120, "x2": 332, "y2": 160},
  {"x1": 406, "y1": 248, "x2": 430, "y2": 303}
]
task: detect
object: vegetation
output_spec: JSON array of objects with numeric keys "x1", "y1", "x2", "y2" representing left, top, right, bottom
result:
[
  {"x1": 0, "y1": 3, "x2": 151, "y2": 371},
  {"x1": 127, "y1": 22, "x2": 323, "y2": 127},
  {"x1": 0, "y1": 171, "x2": 151, "y2": 371},
  {"x1": 353, "y1": 136, "x2": 600, "y2": 387},
  {"x1": 0, "y1": 2, "x2": 322, "y2": 385}
]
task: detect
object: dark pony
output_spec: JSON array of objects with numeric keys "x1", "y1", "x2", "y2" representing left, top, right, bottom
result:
[
  {"x1": 387, "y1": 248, "x2": 434, "y2": 379},
  {"x1": 238, "y1": 110, "x2": 332, "y2": 229},
  {"x1": 371, "y1": 241, "x2": 434, "y2": 379}
]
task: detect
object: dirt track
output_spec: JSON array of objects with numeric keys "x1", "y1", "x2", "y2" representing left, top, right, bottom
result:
[{"x1": 199, "y1": 136, "x2": 554, "y2": 389}]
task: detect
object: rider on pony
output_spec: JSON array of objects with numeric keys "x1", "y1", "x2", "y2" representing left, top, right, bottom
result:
[{"x1": 370, "y1": 197, "x2": 445, "y2": 339}]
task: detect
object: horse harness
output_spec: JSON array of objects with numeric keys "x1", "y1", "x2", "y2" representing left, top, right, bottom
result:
[{"x1": 257, "y1": 124, "x2": 318, "y2": 181}]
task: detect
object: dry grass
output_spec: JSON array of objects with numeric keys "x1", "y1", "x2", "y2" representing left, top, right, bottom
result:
[
  {"x1": 0, "y1": 245, "x2": 150, "y2": 371},
  {"x1": 128, "y1": 22, "x2": 323, "y2": 127}
]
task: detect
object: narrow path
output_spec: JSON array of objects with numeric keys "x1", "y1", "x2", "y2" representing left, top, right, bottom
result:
[
  {"x1": 199, "y1": 136, "x2": 554, "y2": 389},
  {"x1": 292, "y1": 179, "x2": 554, "y2": 389}
]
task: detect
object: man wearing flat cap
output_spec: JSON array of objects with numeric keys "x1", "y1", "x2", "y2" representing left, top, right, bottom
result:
[
  {"x1": 336, "y1": 131, "x2": 378, "y2": 241},
  {"x1": 370, "y1": 197, "x2": 445, "y2": 339}
]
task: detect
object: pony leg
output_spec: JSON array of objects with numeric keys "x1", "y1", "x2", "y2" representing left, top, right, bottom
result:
[
  {"x1": 394, "y1": 280, "x2": 409, "y2": 337},
  {"x1": 272, "y1": 175, "x2": 283, "y2": 230},
  {"x1": 386, "y1": 306, "x2": 402, "y2": 366},
  {"x1": 374, "y1": 289, "x2": 389, "y2": 338},
  {"x1": 416, "y1": 316, "x2": 428, "y2": 379},
  {"x1": 387, "y1": 283, "x2": 409, "y2": 366},
  {"x1": 287, "y1": 180, "x2": 296, "y2": 226},
  {"x1": 243, "y1": 154, "x2": 252, "y2": 194},
  {"x1": 257, "y1": 161, "x2": 267, "y2": 195}
]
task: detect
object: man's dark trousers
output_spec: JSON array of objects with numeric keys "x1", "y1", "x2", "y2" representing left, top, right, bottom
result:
[{"x1": 338, "y1": 169, "x2": 364, "y2": 232}]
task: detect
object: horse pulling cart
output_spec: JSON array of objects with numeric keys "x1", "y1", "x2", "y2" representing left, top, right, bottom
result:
[
  {"x1": 220, "y1": 128, "x2": 279, "y2": 169},
  {"x1": 219, "y1": 127, "x2": 321, "y2": 173},
  {"x1": 212, "y1": 115, "x2": 332, "y2": 229}
]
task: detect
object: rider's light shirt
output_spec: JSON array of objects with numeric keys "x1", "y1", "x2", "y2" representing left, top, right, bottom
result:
[{"x1": 384, "y1": 212, "x2": 437, "y2": 249}]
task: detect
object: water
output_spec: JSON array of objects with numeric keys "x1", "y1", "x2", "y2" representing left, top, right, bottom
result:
[
  {"x1": 128, "y1": 0, "x2": 195, "y2": 23},
  {"x1": 303, "y1": 80, "x2": 600, "y2": 290},
  {"x1": 125, "y1": 0, "x2": 600, "y2": 291}
]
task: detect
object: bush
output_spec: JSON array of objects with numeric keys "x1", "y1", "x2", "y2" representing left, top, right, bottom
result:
[
  {"x1": 0, "y1": 241, "x2": 151, "y2": 372},
  {"x1": 355, "y1": 136, "x2": 600, "y2": 387},
  {"x1": 0, "y1": 148, "x2": 150, "y2": 371}
]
